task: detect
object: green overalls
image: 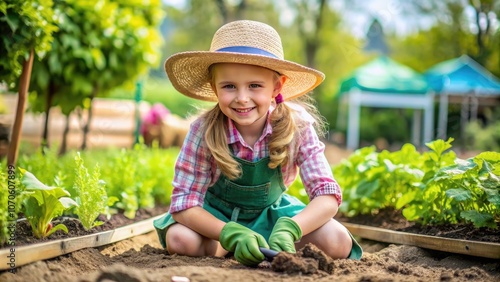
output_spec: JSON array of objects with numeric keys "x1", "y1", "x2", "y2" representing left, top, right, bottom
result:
[{"x1": 153, "y1": 155, "x2": 362, "y2": 259}]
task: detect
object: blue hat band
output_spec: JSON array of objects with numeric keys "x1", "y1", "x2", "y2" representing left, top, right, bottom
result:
[{"x1": 216, "y1": 46, "x2": 279, "y2": 59}]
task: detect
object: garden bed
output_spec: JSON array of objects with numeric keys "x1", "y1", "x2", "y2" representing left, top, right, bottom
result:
[
  {"x1": 7, "y1": 206, "x2": 170, "y2": 248},
  {"x1": 336, "y1": 208, "x2": 500, "y2": 259},
  {"x1": 1, "y1": 206, "x2": 499, "y2": 282},
  {"x1": 336, "y1": 208, "x2": 500, "y2": 243}
]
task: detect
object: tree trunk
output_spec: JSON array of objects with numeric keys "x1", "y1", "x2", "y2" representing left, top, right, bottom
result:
[
  {"x1": 41, "y1": 81, "x2": 56, "y2": 151},
  {"x1": 81, "y1": 87, "x2": 98, "y2": 150},
  {"x1": 59, "y1": 114, "x2": 70, "y2": 155},
  {"x1": 214, "y1": 0, "x2": 247, "y2": 23},
  {"x1": 294, "y1": 0, "x2": 326, "y2": 69},
  {"x1": 7, "y1": 48, "x2": 34, "y2": 167},
  {"x1": 214, "y1": 0, "x2": 229, "y2": 23}
]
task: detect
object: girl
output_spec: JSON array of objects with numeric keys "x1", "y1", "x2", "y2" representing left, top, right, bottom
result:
[{"x1": 154, "y1": 20, "x2": 362, "y2": 266}]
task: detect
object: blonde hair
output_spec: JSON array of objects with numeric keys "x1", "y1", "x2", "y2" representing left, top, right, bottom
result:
[{"x1": 203, "y1": 65, "x2": 327, "y2": 180}]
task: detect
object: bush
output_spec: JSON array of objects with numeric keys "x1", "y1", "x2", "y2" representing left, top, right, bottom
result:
[{"x1": 465, "y1": 120, "x2": 500, "y2": 152}]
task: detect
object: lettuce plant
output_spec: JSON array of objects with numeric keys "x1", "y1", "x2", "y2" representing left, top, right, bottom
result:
[{"x1": 20, "y1": 169, "x2": 78, "y2": 238}]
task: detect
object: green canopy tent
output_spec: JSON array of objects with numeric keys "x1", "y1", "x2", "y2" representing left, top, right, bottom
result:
[
  {"x1": 338, "y1": 56, "x2": 434, "y2": 149},
  {"x1": 425, "y1": 55, "x2": 500, "y2": 140}
]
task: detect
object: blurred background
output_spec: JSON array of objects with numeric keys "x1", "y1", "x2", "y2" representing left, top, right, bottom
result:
[{"x1": 1, "y1": 0, "x2": 499, "y2": 158}]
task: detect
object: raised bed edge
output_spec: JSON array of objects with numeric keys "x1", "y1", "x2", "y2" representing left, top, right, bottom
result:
[
  {"x1": 0, "y1": 215, "x2": 162, "y2": 271},
  {"x1": 344, "y1": 222, "x2": 500, "y2": 259}
]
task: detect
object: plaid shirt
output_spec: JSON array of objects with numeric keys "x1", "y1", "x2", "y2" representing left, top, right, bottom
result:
[{"x1": 169, "y1": 107, "x2": 342, "y2": 214}]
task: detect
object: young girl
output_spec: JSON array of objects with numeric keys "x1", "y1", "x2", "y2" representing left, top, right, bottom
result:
[{"x1": 154, "y1": 20, "x2": 362, "y2": 266}]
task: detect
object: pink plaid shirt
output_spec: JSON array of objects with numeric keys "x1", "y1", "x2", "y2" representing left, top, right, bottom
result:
[{"x1": 169, "y1": 106, "x2": 342, "y2": 214}]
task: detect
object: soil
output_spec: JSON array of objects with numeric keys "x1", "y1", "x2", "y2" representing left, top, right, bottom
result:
[
  {"x1": 335, "y1": 208, "x2": 500, "y2": 243},
  {"x1": 1, "y1": 143, "x2": 499, "y2": 281},
  {"x1": 8, "y1": 206, "x2": 171, "y2": 247}
]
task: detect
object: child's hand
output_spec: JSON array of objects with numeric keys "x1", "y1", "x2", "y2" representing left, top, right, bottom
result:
[
  {"x1": 219, "y1": 221, "x2": 269, "y2": 266},
  {"x1": 268, "y1": 217, "x2": 302, "y2": 253}
]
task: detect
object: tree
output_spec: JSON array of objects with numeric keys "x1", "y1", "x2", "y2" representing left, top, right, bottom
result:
[
  {"x1": 29, "y1": 0, "x2": 164, "y2": 152},
  {"x1": 390, "y1": 0, "x2": 499, "y2": 76},
  {"x1": 0, "y1": 0, "x2": 57, "y2": 88},
  {"x1": 0, "y1": 0, "x2": 58, "y2": 165},
  {"x1": 467, "y1": 0, "x2": 500, "y2": 72},
  {"x1": 387, "y1": 0, "x2": 500, "y2": 146},
  {"x1": 285, "y1": 0, "x2": 327, "y2": 69}
]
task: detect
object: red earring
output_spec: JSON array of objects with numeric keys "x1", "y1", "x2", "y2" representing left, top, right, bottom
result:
[{"x1": 275, "y1": 93, "x2": 284, "y2": 104}]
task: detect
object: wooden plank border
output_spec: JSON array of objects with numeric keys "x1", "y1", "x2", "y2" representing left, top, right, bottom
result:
[
  {"x1": 344, "y1": 222, "x2": 500, "y2": 259},
  {"x1": 0, "y1": 215, "x2": 162, "y2": 270}
]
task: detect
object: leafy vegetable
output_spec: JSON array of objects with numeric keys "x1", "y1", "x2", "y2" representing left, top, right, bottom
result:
[
  {"x1": 333, "y1": 138, "x2": 500, "y2": 229},
  {"x1": 19, "y1": 168, "x2": 78, "y2": 238},
  {"x1": 0, "y1": 169, "x2": 10, "y2": 244},
  {"x1": 73, "y1": 152, "x2": 117, "y2": 231}
]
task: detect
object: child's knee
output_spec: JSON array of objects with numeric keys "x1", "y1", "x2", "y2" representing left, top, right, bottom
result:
[
  {"x1": 328, "y1": 227, "x2": 353, "y2": 259},
  {"x1": 313, "y1": 221, "x2": 353, "y2": 259},
  {"x1": 165, "y1": 224, "x2": 201, "y2": 255}
]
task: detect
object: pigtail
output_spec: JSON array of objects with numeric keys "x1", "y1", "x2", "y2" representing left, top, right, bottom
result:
[
  {"x1": 203, "y1": 104, "x2": 242, "y2": 180},
  {"x1": 268, "y1": 94, "x2": 328, "y2": 170},
  {"x1": 268, "y1": 102, "x2": 295, "y2": 169}
]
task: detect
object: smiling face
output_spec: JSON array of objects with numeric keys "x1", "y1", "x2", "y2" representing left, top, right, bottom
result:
[{"x1": 211, "y1": 63, "x2": 285, "y2": 137}]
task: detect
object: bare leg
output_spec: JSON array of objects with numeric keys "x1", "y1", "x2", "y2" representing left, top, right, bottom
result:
[
  {"x1": 295, "y1": 218, "x2": 352, "y2": 259},
  {"x1": 166, "y1": 223, "x2": 228, "y2": 257}
]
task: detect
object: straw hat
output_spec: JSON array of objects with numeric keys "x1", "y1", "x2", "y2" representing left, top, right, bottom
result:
[{"x1": 164, "y1": 20, "x2": 325, "y2": 102}]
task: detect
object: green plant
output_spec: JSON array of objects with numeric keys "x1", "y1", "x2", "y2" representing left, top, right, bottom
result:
[
  {"x1": 14, "y1": 146, "x2": 178, "y2": 223},
  {"x1": 286, "y1": 176, "x2": 309, "y2": 204},
  {"x1": 0, "y1": 164, "x2": 24, "y2": 246},
  {"x1": 0, "y1": 170, "x2": 9, "y2": 244},
  {"x1": 19, "y1": 168, "x2": 78, "y2": 238},
  {"x1": 17, "y1": 145, "x2": 62, "y2": 185},
  {"x1": 333, "y1": 138, "x2": 500, "y2": 229},
  {"x1": 106, "y1": 149, "x2": 139, "y2": 219},
  {"x1": 148, "y1": 146, "x2": 177, "y2": 205},
  {"x1": 416, "y1": 152, "x2": 500, "y2": 228},
  {"x1": 73, "y1": 152, "x2": 117, "y2": 230},
  {"x1": 465, "y1": 120, "x2": 500, "y2": 152}
]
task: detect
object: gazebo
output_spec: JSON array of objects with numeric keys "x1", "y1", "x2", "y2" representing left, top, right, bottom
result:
[
  {"x1": 425, "y1": 55, "x2": 500, "y2": 139},
  {"x1": 338, "y1": 56, "x2": 434, "y2": 149}
]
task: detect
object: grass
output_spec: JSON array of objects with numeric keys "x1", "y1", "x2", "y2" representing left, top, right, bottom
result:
[{"x1": 108, "y1": 76, "x2": 214, "y2": 118}]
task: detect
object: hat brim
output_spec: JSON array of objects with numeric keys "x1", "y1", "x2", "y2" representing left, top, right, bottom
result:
[{"x1": 164, "y1": 51, "x2": 325, "y2": 102}]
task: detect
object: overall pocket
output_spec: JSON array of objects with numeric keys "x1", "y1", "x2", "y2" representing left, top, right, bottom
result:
[{"x1": 221, "y1": 179, "x2": 270, "y2": 209}]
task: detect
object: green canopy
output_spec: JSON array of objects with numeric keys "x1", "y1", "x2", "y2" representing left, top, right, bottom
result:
[
  {"x1": 425, "y1": 55, "x2": 500, "y2": 95},
  {"x1": 424, "y1": 55, "x2": 500, "y2": 140},
  {"x1": 337, "y1": 56, "x2": 434, "y2": 149},
  {"x1": 339, "y1": 56, "x2": 430, "y2": 95}
]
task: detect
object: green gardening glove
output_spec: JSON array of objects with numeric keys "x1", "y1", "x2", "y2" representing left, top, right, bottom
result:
[
  {"x1": 219, "y1": 221, "x2": 269, "y2": 266},
  {"x1": 268, "y1": 217, "x2": 302, "y2": 253}
]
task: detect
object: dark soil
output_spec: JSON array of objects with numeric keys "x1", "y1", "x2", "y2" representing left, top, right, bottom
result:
[
  {"x1": 2, "y1": 205, "x2": 170, "y2": 248},
  {"x1": 271, "y1": 243, "x2": 334, "y2": 274},
  {"x1": 335, "y1": 208, "x2": 500, "y2": 243}
]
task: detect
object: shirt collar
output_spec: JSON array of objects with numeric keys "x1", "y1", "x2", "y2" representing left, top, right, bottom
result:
[{"x1": 227, "y1": 110, "x2": 274, "y2": 145}]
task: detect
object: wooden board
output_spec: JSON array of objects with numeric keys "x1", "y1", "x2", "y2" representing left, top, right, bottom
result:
[
  {"x1": 344, "y1": 222, "x2": 500, "y2": 259},
  {"x1": 0, "y1": 215, "x2": 162, "y2": 271}
]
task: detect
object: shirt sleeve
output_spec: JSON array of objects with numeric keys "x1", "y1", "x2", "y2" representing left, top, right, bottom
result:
[
  {"x1": 295, "y1": 122, "x2": 343, "y2": 206},
  {"x1": 169, "y1": 118, "x2": 214, "y2": 213}
]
